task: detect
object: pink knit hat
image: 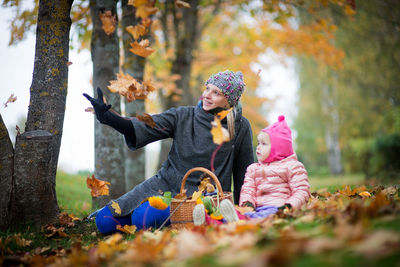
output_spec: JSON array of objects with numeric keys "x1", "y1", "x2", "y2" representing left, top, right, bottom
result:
[{"x1": 261, "y1": 115, "x2": 294, "y2": 163}]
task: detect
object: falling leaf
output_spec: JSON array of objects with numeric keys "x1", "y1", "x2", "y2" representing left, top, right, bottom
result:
[
  {"x1": 116, "y1": 224, "x2": 137, "y2": 234},
  {"x1": 129, "y1": 39, "x2": 155, "y2": 57},
  {"x1": 85, "y1": 107, "x2": 95, "y2": 114},
  {"x1": 108, "y1": 72, "x2": 156, "y2": 101},
  {"x1": 111, "y1": 201, "x2": 122, "y2": 215},
  {"x1": 4, "y1": 94, "x2": 17, "y2": 108},
  {"x1": 15, "y1": 125, "x2": 21, "y2": 136},
  {"x1": 86, "y1": 174, "x2": 110, "y2": 197},
  {"x1": 126, "y1": 24, "x2": 147, "y2": 40},
  {"x1": 99, "y1": 10, "x2": 116, "y2": 35},
  {"x1": 66, "y1": 61, "x2": 73, "y2": 66},
  {"x1": 136, "y1": 113, "x2": 156, "y2": 128},
  {"x1": 175, "y1": 0, "x2": 190, "y2": 8},
  {"x1": 211, "y1": 117, "x2": 230, "y2": 145},
  {"x1": 136, "y1": 5, "x2": 158, "y2": 20}
]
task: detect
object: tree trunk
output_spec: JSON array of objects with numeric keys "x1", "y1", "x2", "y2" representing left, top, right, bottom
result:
[
  {"x1": 0, "y1": 114, "x2": 14, "y2": 229},
  {"x1": 90, "y1": 0, "x2": 125, "y2": 208},
  {"x1": 322, "y1": 82, "x2": 343, "y2": 175},
  {"x1": 121, "y1": 0, "x2": 146, "y2": 190},
  {"x1": 9, "y1": 0, "x2": 74, "y2": 226},
  {"x1": 158, "y1": 0, "x2": 200, "y2": 167}
]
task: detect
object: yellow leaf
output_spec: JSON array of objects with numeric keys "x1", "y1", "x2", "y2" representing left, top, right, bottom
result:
[
  {"x1": 111, "y1": 201, "x2": 121, "y2": 215},
  {"x1": 126, "y1": 24, "x2": 147, "y2": 40},
  {"x1": 99, "y1": 10, "x2": 116, "y2": 35},
  {"x1": 210, "y1": 117, "x2": 230, "y2": 145},
  {"x1": 175, "y1": 0, "x2": 190, "y2": 8},
  {"x1": 191, "y1": 190, "x2": 202, "y2": 201},
  {"x1": 129, "y1": 39, "x2": 155, "y2": 57},
  {"x1": 358, "y1": 191, "x2": 371, "y2": 197},
  {"x1": 116, "y1": 224, "x2": 137, "y2": 234}
]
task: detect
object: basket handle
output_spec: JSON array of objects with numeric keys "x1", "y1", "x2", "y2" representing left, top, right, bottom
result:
[{"x1": 180, "y1": 167, "x2": 225, "y2": 198}]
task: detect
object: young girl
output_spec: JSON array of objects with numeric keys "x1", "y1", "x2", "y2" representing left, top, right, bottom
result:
[
  {"x1": 239, "y1": 115, "x2": 310, "y2": 219},
  {"x1": 84, "y1": 70, "x2": 254, "y2": 233}
]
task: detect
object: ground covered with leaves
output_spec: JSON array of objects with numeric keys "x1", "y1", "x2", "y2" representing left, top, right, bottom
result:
[{"x1": 1, "y1": 184, "x2": 400, "y2": 267}]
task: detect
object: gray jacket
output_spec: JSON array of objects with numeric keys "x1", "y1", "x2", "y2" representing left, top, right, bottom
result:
[{"x1": 109, "y1": 103, "x2": 254, "y2": 216}]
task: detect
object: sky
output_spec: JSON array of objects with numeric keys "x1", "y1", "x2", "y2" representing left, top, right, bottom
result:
[{"x1": 0, "y1": 8, "x2": 298, "y2": 174}]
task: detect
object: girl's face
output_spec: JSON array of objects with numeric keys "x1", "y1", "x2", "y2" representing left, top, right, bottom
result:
[
  {"x1": 202, "y1": 84, "x2": 230, "y2": 111},
  {"x1": 256, "y1": 131, "x2": 271, "y2": 163}
]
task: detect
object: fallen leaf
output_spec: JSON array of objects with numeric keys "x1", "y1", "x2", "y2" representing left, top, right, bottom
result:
[
  {"x1": 116, "y1": 224, "x2": 137, "y2": 234},
  {"x1": 99, "y1": 10, "x2": 116, "y2": 35},
  {"x1": 352, "y1": 230, "x2": 400, "y2": 257},
  {"x1": 129, "y1": 39, "x2": 155, "y2": 57},
  {"x1": 136, "y1": 113, "x2": 156, "y2": 128},
  {"x1": 86, "y1": 174, "x2": 110, "y2": 197},
  {"x1": 126, "y1": 24, "x2": 147, "y2": 40},
  {"x1": 59, "y1": 212, "x2": 75, "y2": 227},
  {"x1": 358, "y1": 191, "x2": 371, "y2": 197},
  {"x1": 111, "y1": 201, "x2": 122, "y2": 215},
  {"x1": 175, "y1": 0, "x2": 190, "y2": 8},
  {"x1": 4, "y1": 94, "x2": 17, "y2": 108}
]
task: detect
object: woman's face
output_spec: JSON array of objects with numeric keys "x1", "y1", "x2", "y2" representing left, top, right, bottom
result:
[
  {"x1": 202, "y1": 84, "x2": 230, "y2": 111},
  {"x1": 256, "y1": 131, "x2": 271, "y2": 163}
]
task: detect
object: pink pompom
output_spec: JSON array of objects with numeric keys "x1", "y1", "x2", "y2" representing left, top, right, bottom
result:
[{"x1": 278, "y1": 115, "x2": 285, "y2": 122}]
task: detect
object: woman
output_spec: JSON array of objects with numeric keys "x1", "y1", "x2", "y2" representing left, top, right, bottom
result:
[{"x1": 84, "y1": 70, "x2": 254, "y2": 233}]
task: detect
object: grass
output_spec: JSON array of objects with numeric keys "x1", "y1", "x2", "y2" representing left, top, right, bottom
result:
[
  {"x1": 56, "y1": 171, "x2": 92, "y2": 217},
  {"x1": 309, "y1": 173, "x2": 365, "y2": 192}
]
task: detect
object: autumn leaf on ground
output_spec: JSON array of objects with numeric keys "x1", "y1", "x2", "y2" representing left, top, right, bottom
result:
[
  {"x1": 129, "y1": 39, "x2": 155, "y2": 57},
  {"x1": 116, "y1": 225, "x2": 137, "y2": 234},
  {"x1": 211, "y1": 117, "x2": 230, "y2": 145},
  {"x1": 4, "y1": 94, "x2": 17, "y2": 108},
  {"x1": 175, "y1": 0, "x2": 190, "y2": 8},
  {"x1": 111, "y1": 201, "x2": 122, "y2": 215},
  {"x1": 86, "y1": 174, "x2": 110, "y2": 197},
  {"x1": 99, "y1": 10, "x2": 116, "y2": 35},
  {"x1": 45, "y1": 225, "x2": 68, "y2": 238},
  {"x1": 136, "y1": 113, "x2": 156, "y2": 128},
  {"x1": 358, "y1": 191, "x2": 371, "y2": 197},
  {"x1": 126, "y1": 24, "x2": 147, "y2": 40},
  {"x1": 12, "y1": 234, "x2": 33, "y2": 247},
  {"x1": 59, "y1": 212, "x2": 75, "y2": 227}
]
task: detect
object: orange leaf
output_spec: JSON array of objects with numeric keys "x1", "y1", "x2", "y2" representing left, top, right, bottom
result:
[
  {"x1": 174, "y1": 189, "x2": 187, "y2": 200},
  {"x1": 175, "y1": 0, "x2": 190, "y2": 8},
  {"x1": 358, "y1": 191, "x2": 371, "y2": 198},
  {"x1": 108, "y1": 72, "x2": 155, "y2": 101},
  {"x1": 216, "y1": 107, "x2": 233, "y2": 120},
  {"x1": 85, "y1": 107, "x2": 95, "y2": 114},
  {"x1": 210, "y1": 117, "x2": 230, "y2": 145},
  {"x1": 4, "y1": 94, "x2": 17, "y2": 108},
  {"x1": 136, "y1": 5, "x2": 158, "y2": 20},
  {"x1": 128, "y1": 0, "x2": 148, "y2": 7},
  {"x1": 129, "y1": 39, "x2": 155, "y2": 57},
  {"x1": 136, "y1": 113, "x2": 156, "y2": 128},
  {"x1": 126, "y1": 24, "x2": 147, "y2": 40},
  {"x1": 86, "y1": 174, "x2": 110, "y2": 197},
  {"x1": 99, "y1": 10, "x2": 116, "y2": 35},
  {"x1": 59, "y1": 212, "x2": 75, "y2": 227},
  {"x1": 116, "y1": 224, "x2": 137, "y2": 234},
  {"x1": 111, "y1": 201, "x2": 122, "y2": 215}
]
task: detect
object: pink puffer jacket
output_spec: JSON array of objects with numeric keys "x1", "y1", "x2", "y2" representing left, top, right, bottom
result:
[{"x1": 239, "y1": 154, "x2": 310, "y2": 209}]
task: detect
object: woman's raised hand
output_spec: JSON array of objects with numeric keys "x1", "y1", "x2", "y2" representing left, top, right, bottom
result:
[{"x1": 83, "y1": 87, "x2": 112, "y2": 123}]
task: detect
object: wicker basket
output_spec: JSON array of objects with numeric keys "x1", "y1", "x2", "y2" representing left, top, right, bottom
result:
[{"x1": 170, "y1": 167, "x2": 233, "y2": 228}]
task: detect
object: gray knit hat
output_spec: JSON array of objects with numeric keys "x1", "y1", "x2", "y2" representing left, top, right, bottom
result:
[{"x1": 205, "y1": 70, "x2": 245, "y2": 106}]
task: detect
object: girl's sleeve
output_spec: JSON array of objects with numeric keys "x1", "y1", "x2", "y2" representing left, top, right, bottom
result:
[
  {"x1": 239, "y1": 164, "x2": 257, "y2": 207},
  {"x1": 285, "y1": 161, "x2": 310, "y2": 209},
  {"x1": 125, "y1": 108, "x2": 178, "y2": 150},
  {"x1": 232, "y1": 117, "x2": 254, "y2": 204}
]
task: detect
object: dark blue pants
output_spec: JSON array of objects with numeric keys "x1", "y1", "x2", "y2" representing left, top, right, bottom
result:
[{"x1": 95, "y1": 201, "x2": 170, "y2": 234}]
